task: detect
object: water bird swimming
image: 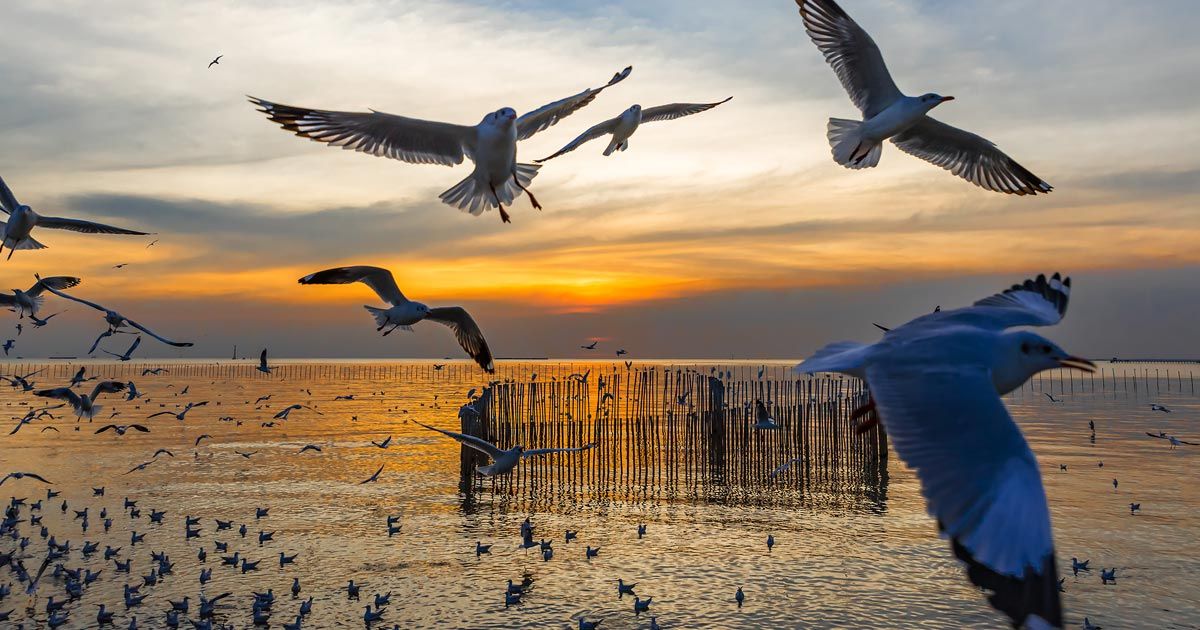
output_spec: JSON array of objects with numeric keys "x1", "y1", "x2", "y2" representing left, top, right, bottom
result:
[
  {"x1": 798, "y1": 273, "x2": 1092, "y2": 629},
  {"x1": 795, "y1": 0, "x2": 1051, "y2": 194},
  {"x1": 299, "y1": 266, "x2": 495, "y2": 372},
  {"x1": 414, "y1": 420, "x2": 594, "y2": 476},
  {"x1": 250, "y1": 67, "x2": 630, "y2": 223}
]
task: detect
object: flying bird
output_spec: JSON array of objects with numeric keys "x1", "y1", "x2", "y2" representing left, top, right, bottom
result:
[
  {"x1": 1, "y1": 276, "x2": 80, "y2": 318},
  {"x1": 1, "y1": 339, "x2": 11, "y2": 356},
  {"x1": 35, "y1": 275, "x2": 194, "y2": 347},
  {"x1": 797, "y1": 273, "x2": 1094, "y2": 629},
  {"x1": 299, "y1": 266, "x2": 494, "y2": 372},
  {"x1": 359, "y1": 464, "x2": 385, "y2": 484},
  {"x1": 147, "y1": 401, "x2": 208, "y2": 421},
  {"x1": 35, "y1": 381, "x2": 127, "y2": 420},
  {"x1": 537, "y1": 98, "x2": 731, "y2": 162},
  {"x1": 795, "y1": 0, "x2": 1051, "y2": 195},
  {"x1": 102, "y1": 336, "x2": 142, "y2": 362},
  {"x1": 414, "y1": 420, "x2": 594, "y2": 476},
  {"x1": 95, "y1": 424, "x2": 151, "y2": 436},
  {"x1": 0, "y1": 175, "x2": 151, "y2": 259},
  {"x1": 257, "y1": 349, "x2": 273, "y2": 375},
  {"x1": 581, "y1": 341, "x2": 598, "y2": 350},
  {"x1": 208, "y1": 54, "x2": 223, "y2": 68},
  {"x1": 249, "y1": 66, "x2": 631, "y2": 223},
  {"x1": 273, "y1": 403, "x2": 320, "y2": 420},
  {"x1": 1, "y1": 471, "x2": 52, "y2": 486}
]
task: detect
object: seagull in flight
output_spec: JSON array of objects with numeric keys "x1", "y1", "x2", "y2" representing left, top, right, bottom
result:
[
  {"x1": 414, "y1": 420, "x2": 594, "y2": 476},
  {"x1": 257, "y1": 349, "x2": 273, "y2": 375},
  {"x1": 795, "y1": 0, "x2": 1051, "y2": 195},
  {"x1": 1150, "y1": 404, "x2": 1171, "y2": 413},
  {"x1": 768, "y1": 458, "x2": 804, "y2": 479},
  {"x1": 36, "y1": 381, "x2": 127, "y2": 420},
  {"x1": 1, "y1": 471, "x2": 52, "y2": 486},
  {"x1": 147, "y1": 401, "x2": 208, "y2": 421},
  {"x1": 581, "y1": 341, "x2": 598, "y2": 350},
  {"x1": 250, "y1": 66, "x2": 631, "y2": 223},
  {"x1": 142, "y1": 367, "x2": 169, "y2": 376},
  {"x1": 35, "y1": 275, "x2": 194, "y2": 348},
  {"x1": 536, "y1": 98, "x2": 731, "y2": 162},
  {"x1": 359, "y1": 464, "x2": 385, "y2": 484},
  {"x1": 1145, "y1": 432, "x2": 1198, "y2": 448},
  {"x1": 299, "y1": 266, "x2": 494, "y2": 372},
  {"x1": 95, "y1": 424, "x2": 150, "y2": 436},
  {"x1": 273, "y1": 403, "x2": 320, "y2": 420},
  {"x1": 1043, "y1": 392, "x2": 1063, "y2": 403},
  {"x1": 797, "y1": 273, "x2": 1095, "y2": 629},
  {"x1": 208, "y1": 54, "x2": 223, "y2": 68},
  {"x1": 103, "y1": 336, "x2": 142, "y2": 362},
  {"x1": 0, "y1": 175, "x2": 151, "y2": 259},
  {"x1": 0, "y1": 276, "x2": 80, "y2": 318}
]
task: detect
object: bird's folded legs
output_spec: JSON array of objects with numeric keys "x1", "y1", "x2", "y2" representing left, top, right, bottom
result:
[{"x1": 852, "y1": 398, "x2": 878, "y2": 434}]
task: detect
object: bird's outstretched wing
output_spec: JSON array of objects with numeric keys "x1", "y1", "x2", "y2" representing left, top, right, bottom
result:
[
  {"x1": 90, "y1": 381, "x2": 126, "y2": 399},
  {"x1": 146, "y1": 411, "x2": 175, "y2": 419},
  {"x1": 640, "y1": 97, "x2": 732, "y2": 123},
  {"x1": 95, "y1": 425, "x2": 118, "y2": 434},
  {"x1": 413, "y1": 420, "x2": 504, "y2": 459},
  {"x1": 516, "y1": 66, "x2": 632, "y2": 141},
  {"x1": 796, "y1": 0, "x2": 902, "y2": 118},
  {"x1": 249, "y1": 97, "x2": 477, "y2": 166},
  {"x1": 259, "y1": 349, "x2": 268, "y2": 369},
  {"x1": 122, "y1": 316, "x2": 193, "y2": 347},
  {"x1": 35, "y1": 216, "x2": 149, "y2": 235},
  {"x1": 298, "y1": 266, "x2": 406, "y2": 305},
  {"x1": 523, "y1": 443, "x2": 596, "y2": 458},
  {"x1": 534, "y1": 117, "x2": 620, "y2": 162},
  {"x1": 25, "y1": 276, "x2": 82, "y2": 298},
  {"x1": 0, "y1": 175, "x2": 21, "y2": 214},
  {"x1": 866, "y1": 362, "x2": 1061, "y2": 628},
  {"x1": 908, "y1": 273, "x2": 1070, "y2": 332},
  {"x1": 34, "y1": 276, "x2": 110, "y2": 313},
  {"x1": 891, "y1": 117, "x2": 1052, "y2": 195},
  {"x1": 427, "y1": 307, "x2": 494, "y2": 373},
  {"x1": 34, "y1": 388, "x2": 82, "y2": 408}
]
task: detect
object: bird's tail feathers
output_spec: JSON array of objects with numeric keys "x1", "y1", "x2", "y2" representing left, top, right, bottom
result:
[
  {"x1": 83, "y1": 404, "x2": 101, "y2": 420},
  {"x1": 795, "y1": 341, "x2": 872, "y2": 376},
  {"x1": 439, "y1": 164, "x2": 541, "y2": 216},
  {"x1": 364, "y1": 306, "x2": 389, "y2": 328},
  {"x1": 828, "y1": 118, "x2": 881, "y2": 169}
]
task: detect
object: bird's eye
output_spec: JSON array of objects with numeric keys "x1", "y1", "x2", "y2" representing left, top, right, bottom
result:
[
  {"x1": 1020, "y1": 343, "x2": 1031, "y2": 354},
  {"x1": 1041, "y1": 345, "x2": 1051, "y2": 354}
]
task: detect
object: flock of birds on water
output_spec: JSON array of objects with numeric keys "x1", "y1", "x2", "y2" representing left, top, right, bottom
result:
[{"x1": 0, "y1": 0, "x2": 1192, "y2": 628}]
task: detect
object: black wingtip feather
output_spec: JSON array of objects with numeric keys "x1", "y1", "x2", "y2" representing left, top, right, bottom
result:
[{"x1": 950, "y1": 537, "x2": 1063, "y2": 628}]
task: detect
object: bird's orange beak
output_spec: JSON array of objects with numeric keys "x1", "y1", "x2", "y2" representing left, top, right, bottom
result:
[{"x1": 1058, "y1": 356, "x2": 1096, "y2": 372}]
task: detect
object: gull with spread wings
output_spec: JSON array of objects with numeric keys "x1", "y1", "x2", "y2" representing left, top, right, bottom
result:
[
  {"x1": 414, "y1": 420, "x2": 594, "y2": 476},
  {"x1": 798, "y1": 273, "x2": 1094, "y2": 629},
  {"x1": 34, "y1": 274, "x2": 193, "y2": 348},
  {"x1": 795, "y1": 0, "x2": 1051, "y2": 195},
  {"x1": 536, "y1": 97, "x2": 731, "y2": 162},
  {"x1": 250, "y1": 66, "x2": 631, "y2": 223},
  {"x1": 299, "y1": 266, "x2": 494, "y2": 373},
  {"x1": 1, "y1": 276, "x2": 81, "y2": 318},
  {"x1": 0, "y1": 175, "x2": 150, "y2": 259},
  {"x1": 35, "y1": 381, "x2": 127, "y2": 420}
]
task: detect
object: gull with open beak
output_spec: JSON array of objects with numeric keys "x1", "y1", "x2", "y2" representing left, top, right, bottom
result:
[{"x1": 798, "y1": 272, "x2": 1093, "y2": 629}]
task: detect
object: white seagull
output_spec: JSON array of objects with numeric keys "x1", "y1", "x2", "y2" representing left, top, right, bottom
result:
[
  {"x1": 0, "y1": 175, "x2": 151, "y2": 259},
  {"x1": 1, "y1": 276, "x2": 81, "y2": 318},
  {"x1": 797, "y1": 273, "x2": 1096, "y2": 629},
  {"x1": 796, "y1": 0, "x2": 1051, "y2": 195},
  {"x1": 299, "y1": 266, "x2": 494, "y2": 373},
  {"x1": 35, "y1": 274, "x2": 194, "y2": 348},
  {"x1": 414, "y1": 420, "x2": 594, "y2": 476},
  {"x1": 250, "y1": 66, "x2": 631, "y2": 223},
  {"x1": 36, "y1": 381, "x2": 127, "y2": 420},
  {"x1": 752, "y1": 399, "x2": 780, "y2": 430},
  {"x1": 535, "y1": 97, "x2": 732, "y2": 162}
]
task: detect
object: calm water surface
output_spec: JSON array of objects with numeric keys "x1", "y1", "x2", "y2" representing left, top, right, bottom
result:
[{"x1": 1, "y1": 360, "x2": 1197, "y2": 629}]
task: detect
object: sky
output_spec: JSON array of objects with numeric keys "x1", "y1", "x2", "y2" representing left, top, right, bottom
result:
[{"x1": 1, "y1": 0, "x2": 1198, "y2": 360}]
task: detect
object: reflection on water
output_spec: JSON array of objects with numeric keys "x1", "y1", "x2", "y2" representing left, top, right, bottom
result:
[{"x1": 0, "y1": 360, "x2": 1197, "y2": 629}]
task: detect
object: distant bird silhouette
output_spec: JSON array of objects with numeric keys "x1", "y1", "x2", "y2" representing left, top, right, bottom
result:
[{"x1": 208, "y1": 55, "x2": 222, "y2": 68}]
